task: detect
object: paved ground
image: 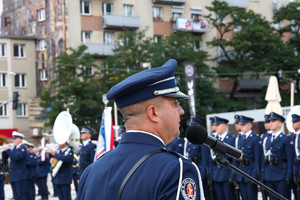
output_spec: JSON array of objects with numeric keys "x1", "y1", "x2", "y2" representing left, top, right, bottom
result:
[{"x1": 4, "y1": 174, "x2": 77, "y2": 200}]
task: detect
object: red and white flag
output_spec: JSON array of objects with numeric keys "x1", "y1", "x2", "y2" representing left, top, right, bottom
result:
[{"x1": 94, "y1": 106, "x2": 114, "y2": 161}]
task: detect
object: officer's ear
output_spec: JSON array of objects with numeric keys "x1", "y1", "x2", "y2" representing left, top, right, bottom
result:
[{"x1": 146, "y1": 104, "x2": 160, "y2": 123}]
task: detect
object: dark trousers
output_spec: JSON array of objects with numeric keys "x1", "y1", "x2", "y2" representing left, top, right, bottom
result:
[
  {"x1": 25, "y1": 179, "x2": 35, "y2": 200},
  {"x1": 265, "y1": 180, "x2": 289, "y2": 200},
  {"x1": 239, "y1": 181, "x2": 258, "y2": 200},
  {"x1": 11, "y1": 180, "x2": 26, "y2": 200},
  {"x1": 57, "y1": 184, "x2": 71, "y2": 200},
  {"x1": 73, "y1": 173, "x2": 79, "y2": 194},
  {"x1": 0, "y1": 179, "x2": 4, "y2": 200},
  {"x1": 213, "y1": 181, "x2": 235, "y2": 200},
  {"x1": 37, "y1": 176, "x2": 48, "y2": 199}
]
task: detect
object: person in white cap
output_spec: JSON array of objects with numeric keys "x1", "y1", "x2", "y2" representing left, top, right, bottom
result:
[{"x1": 2, "y1": 131, "x2": 27, "y2": 200}]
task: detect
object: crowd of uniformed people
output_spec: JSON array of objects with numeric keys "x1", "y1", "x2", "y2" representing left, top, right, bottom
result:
[
  {"x1": 0, "y1": 125, "x2": 98, "y2": 200},
  {"x1": 0, "y1": 111, "x2": 299, "y2": 199},
  {"x1": 167, "y1": 112, "x2": 300, "y2": 200}
]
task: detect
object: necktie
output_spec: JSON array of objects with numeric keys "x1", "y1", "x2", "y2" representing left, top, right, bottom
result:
[
  {"x1": 272, "y1": 135, "x2": 275, "y2": 143},
  {"x1": 298, "y1": 134, "x2": 300, "y2": 149},
  {"x1": 216, "y1": 134, "x2": 219, "y2": 139},
  {"x1": 243, "y1": 134, "x2": 246, "y2": 141}
]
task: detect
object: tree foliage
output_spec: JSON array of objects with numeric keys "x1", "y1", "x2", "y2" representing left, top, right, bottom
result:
[
  {"x1": 104, "y1": 29, "x2": 245, "y2": 128},
  {"x1": 205, "y1": 0, "x2": 296, "y2": 100},
  {"x1": 40, "y1": 45, "x2": 104, "y2": 131}
]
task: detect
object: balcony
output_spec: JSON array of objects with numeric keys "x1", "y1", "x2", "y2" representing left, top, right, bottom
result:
[
  {"x1": 238, "y1": 79, "x2": 268, "y2": 91},
  {"x1": 273, "y1": 2, "x2": 288, "y2": 13},
  {"x1": 174, "y1": 18, "x2": 208, "y2": 33},
  {"x1": 219, "y1": 0, "x2": 247, "y2": 9},
  {"x1": 152, "y1": 0, "x2": 186, "y2": 5},
  {"x1": 102, "y1": 15, "x2": 140, "y2": 29},
  {"x1": 84, "y1": 43, "x2": 117, "y2": 56}
]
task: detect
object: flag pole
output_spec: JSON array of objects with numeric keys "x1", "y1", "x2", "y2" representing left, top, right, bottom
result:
[
  {"x1": 114, "y1": 102, "x2": 119, "y2": 141},
  {"x1": 291, "y1": 82, "x2": 294, "y2": 108}
]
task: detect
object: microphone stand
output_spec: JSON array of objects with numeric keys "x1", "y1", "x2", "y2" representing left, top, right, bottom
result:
[{"x1": 214, "y1": 151, "x2": 288, "y2": 200}]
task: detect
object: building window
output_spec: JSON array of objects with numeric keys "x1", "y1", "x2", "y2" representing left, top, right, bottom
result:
[
  {"x1": 40, "y1": 69, "x2": 48, "y2": 81},
  {"x1": 81, "y1": 31, "x2": 91, "y2": 43},
  {"x1": 38, "y1": 9, "x2": 46, "y2": 22},
  {"x1": 0, "y1": 73, "x2": 6, "y2": 87},
  {"x1": 13, "y1": 44, "x2": 25, "y2": 58},
  {"x1": 104, "y1": 32, "x2": 114, "y2": 45},
  {"x1": 191, "y1": 14, "x2": 200, "y2": 21},
  {"x1": 153, "y1": 7, "x2": 162, "y2": 21},
  {"x1": 103, "y1": 3, "x2": 112, "y2": 15},
  {"x1": 0, "y1": 104, "x2": 7, "y2": 117},
  {"x1": 15, "y1": 74, "x2": 26, "y2": 88},
  {"x1": 83, "y1": 66, "x2": 93, "y2": 76},
  {"x1": 154, "y1": 35, "x2": 162, "y2": 43},
  {"x1": 0, "y1": 43, "x2": 6, "y2": 58},
  {"x1": 80, "y1": 1, "x2": 91, "y2": 15},
  {"x1": 193, "y1": 40, "x2": 201, "y2": 51},
  {"x1": 172, "y1": 13, "x2": 181, "y2": 20},
  {"x1": 16, "y1": 103, "x2": 27, "y2": 117},
  {"x1": 124, "y1": 5, "x2": 133, "y2": 17},
  {"x1": 38, "y1": 39, "x2": 47, "y2": 51}
]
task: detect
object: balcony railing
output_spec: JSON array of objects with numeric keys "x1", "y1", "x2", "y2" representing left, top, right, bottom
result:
[
  {"x1": 174, "y1": 18, "x2": 208, "y2": 33},
  {"x1": 219, "y1": 0, "x2": 247, "y2": 9},
  {"x1": 152, "y1": 0, "x2": 186, "y2": 5},
  {"x1": 84, "y1": 43, "x2": 117, "y2": 56},
  {"x1": 103, "y1": 15, "x2": 140, "y2": 29}
]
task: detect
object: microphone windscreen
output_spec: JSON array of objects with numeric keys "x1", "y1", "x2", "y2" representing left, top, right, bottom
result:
[{"x1": 185, "y1": 125, "x2": 207, "y2": 145}]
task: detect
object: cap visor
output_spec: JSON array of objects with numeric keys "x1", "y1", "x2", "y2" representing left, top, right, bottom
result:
[{"x1": 163, "y1": 91, "x2": 189, "y2": 99}]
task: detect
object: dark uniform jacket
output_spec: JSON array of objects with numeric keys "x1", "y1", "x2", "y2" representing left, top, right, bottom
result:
[
  {"x1": 3, "y1": 144, "x2": 27, "y2": 183},
  {"x1": 52, "y1": 147, "x2": 73, "y2": 185},
  {"x1": 78, "y1": 131, "x2": 204, "y2": 200},
  {"x1": 78, "y1": 140, "x2": 96, "y2": 169},
  {"x1": 25, "y1": 151, "x2": 38, "y2": 180}
]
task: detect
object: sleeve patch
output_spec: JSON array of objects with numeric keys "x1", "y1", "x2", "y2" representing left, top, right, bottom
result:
[{"x1": 181, "y1": 178, "x2": 196, "y2": 200}]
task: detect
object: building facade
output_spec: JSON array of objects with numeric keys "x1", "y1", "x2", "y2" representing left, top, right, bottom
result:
[{"x1": 0, "y1": 0, "x2": 296, "y2": 142}]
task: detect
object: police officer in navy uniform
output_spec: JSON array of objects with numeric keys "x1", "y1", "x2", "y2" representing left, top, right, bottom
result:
[
  {"x1": 78, "y1": 59, "x2": 205, "y2": 199},
  {"x1": 23, "y1": 141, "x2": 38, "y2": 200},
  {"x1": 36, "y1": 147, "x2": 49, "y2": 200},
  {"x1": 166, "y1": 136, "x2": 184, "y2": 154},
  {"x1": 234, "y1": 115, "x2": 260, "y2": 200},
  {"x1": 210, "y1": 116, "x2": 235, "y2": 200},
  {"x1": 2, "y1": 131, "x2": 27, "y2": 200},
  {"x1": 262, "y1": 112, "x2": 293, "y2": 200},
  {"x1": 186, "y1": 118, "x2": 212, "y2": 200},
  {"x1": 50, "y1": 142, "x2": 73, "y2": 200},
  {"x1": 291, "y1": 113, "x2": 300, "y2": 200},
  {"x1": 78, "y1": 126, "x2": 96, "y2": 177}
]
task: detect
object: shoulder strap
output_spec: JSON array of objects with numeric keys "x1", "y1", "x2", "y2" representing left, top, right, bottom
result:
[{"x1": 116, "y1": 149, "x2": 165, "y2": 200}]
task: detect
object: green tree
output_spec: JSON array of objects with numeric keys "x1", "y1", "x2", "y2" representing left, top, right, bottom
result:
[
  {"x1": 273, "y1": 2, "x2": 300, "y2": 93},
  {"x1": 104, "y1": 29, "x2": 245, "y2": 128},
  {"x1": 205, "y1": 0, "x2": 295, "y2": 101},
  {"x1": 40, "y1": 45, "x2": 104, "y2": 131}
]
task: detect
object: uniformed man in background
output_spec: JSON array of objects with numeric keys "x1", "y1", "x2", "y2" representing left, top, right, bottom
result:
[
  {"x1": 78, "y1": 59, "x2": 205, "y2": 199},
  {"x1": 210, "y1": 116, "x2": 235, "y2": 200},
  {"x1": 2, "y1": 131, "x2": 27, "y2": 200},
  {"x1": 23, "y1": 141, "x2": 38, "y2": 200},
  {"x1": 262, "y1": 112, "x2": 293, "y2": 200},
  {"x1": 50, "y1": 142, "x2": 73, "y2": 200},
  {"x1": 36, "y1": 147, "x2": 49, "y2": 200},
  {"x1": 166, "y1": 136, "x2": 184, "y2": 154},
  {"x1": 78, "y1": 126, "x2": 96, "y2": 177},
  {"x1": 234, "y1": 115, "x2": 260, "y2": 200},
  {"x1": 292, "y1": 113, "x2": 300, "y2": 199}
]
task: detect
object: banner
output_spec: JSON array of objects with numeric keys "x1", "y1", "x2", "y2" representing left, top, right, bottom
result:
[
  {"x1": 176, "y1": 18, "x2": 208, "y2": 32},
  {"x1": 94, "y1": 106, "x2": 114, "y2": 161},
  {"x1": 184, "y1": 62, "x2": 196, "y2": 118}
]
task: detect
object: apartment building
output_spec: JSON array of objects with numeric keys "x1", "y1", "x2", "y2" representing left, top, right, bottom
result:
[
  {"x1": 0, "y1": 35, "x2": 38, "y2": 141},
  {"x1": 0, "y1": 0, "x2": 296, "y2": 140}
]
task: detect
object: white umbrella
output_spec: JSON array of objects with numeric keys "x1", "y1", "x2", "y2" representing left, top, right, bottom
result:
[{"x1": 265, "y1": 76, "x2": 282, "y2": 115}]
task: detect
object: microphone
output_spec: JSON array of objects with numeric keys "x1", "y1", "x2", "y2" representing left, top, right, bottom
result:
[{"x1": 185, "y1": 125, "x2": 243, "y2": 159}]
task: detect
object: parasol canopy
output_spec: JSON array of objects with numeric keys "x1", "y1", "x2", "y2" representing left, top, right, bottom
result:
[{"x1": 265, "y1": 76, "x2": 282, "y2": 115}]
